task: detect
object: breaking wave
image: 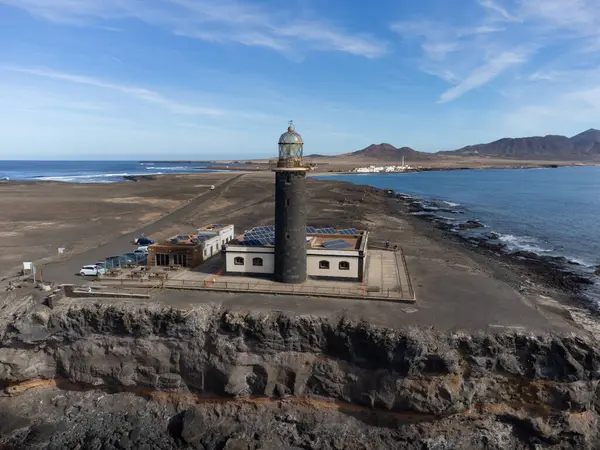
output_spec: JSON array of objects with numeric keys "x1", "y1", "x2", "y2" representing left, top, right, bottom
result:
[
  {"x1": 36, "y1": 172, "x2": 164, "y2": 183},
  {"x1": 497, "y1": 234, "x2": 553, "y2": 255}
]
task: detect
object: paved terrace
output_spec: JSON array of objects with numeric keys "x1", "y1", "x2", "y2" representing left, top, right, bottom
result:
[{"x1": 98, "y1": 249, "x2": 415, "y2": 303}]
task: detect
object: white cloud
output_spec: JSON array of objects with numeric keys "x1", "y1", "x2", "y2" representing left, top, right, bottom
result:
[
  {"x1": 438, "y1": 49, "x2": 530, "y2": 103},
  {"x1": 477, "y1": 0, "x2": 521, "y2": 22},
  {"x1": 2, "y1": 66, "x2": 224, "y2": 116},
  {"x1": 0, "y1": 0, "x2": 388, "y2": 58}
]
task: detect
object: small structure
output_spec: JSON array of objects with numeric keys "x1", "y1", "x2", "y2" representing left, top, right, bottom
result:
[
  {"x1": 147, "y1": 224, "x2": 234, "y2": 268},
  {"x1": 225, "y1": 226, "x2": 369, "y2": 281}
]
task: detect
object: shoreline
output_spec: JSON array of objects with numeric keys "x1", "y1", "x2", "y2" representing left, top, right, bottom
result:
[
  {"x1": 2, "y1": 161, "x2": 598, "y2": 184},
  {"x1": 388, "y1": 190, "x2": 600, "y2": 312}
]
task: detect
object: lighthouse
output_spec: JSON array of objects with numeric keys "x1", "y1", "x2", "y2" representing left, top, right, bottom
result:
[{"x1": 273, "y1": 121, "x2": 308, "y2": 283}]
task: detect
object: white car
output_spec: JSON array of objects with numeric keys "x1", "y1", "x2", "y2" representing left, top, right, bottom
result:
[
  {"x1": 80, "y1": 265, "x2": 106, "y2": 276},
  {"x1": 134, "y1": 246, "x2": 148, "y2": 254}
]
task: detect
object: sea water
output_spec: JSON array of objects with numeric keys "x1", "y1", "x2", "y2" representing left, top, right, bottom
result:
[
  {"x1": 0, "y1": 160, "x2": 228, "y2": 183},
  {"x1": 317, "y1": 166, "x2": 600, "y2": 272}
]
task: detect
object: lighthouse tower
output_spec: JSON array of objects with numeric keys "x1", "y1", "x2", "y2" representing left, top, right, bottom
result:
[{"x1": 273, "y1": 121, "x2": 308, "y2": 283}]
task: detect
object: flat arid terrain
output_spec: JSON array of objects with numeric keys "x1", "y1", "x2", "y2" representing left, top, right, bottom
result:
[
  {"x1": 2, "y1": 172, "x2": 600, "y2": 449},
  {"x1": 0, "y1": 171, "x2": 593, "y2": 332}
]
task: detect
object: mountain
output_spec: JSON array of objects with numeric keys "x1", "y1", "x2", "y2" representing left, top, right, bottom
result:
[
  {"x1": 345, "y1": 143, "x2": 436, "y2": 162},
  {"x1": 439, "y1": 129, "x2": 600, "y2": 161}
]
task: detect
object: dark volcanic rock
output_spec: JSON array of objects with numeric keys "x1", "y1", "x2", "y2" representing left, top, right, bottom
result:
[
  {"x1": 457, "y1": 220, "x2": 484, "y2": 230},
  {"x1": 1, "y1": 294, "x2": 600, "y2": 449}
]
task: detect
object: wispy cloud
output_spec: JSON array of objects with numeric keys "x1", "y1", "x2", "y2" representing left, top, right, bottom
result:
[
  {"x1": 477, "y1": 0, "x2": 521, "y2": 22},
  {"x1": 438, "y1": 49, "x2": 530, "y2": 103},
  {"x1": 390, "y1": 0, "x2": 600, "y2": 103},
  {"x1": 0, "y1": 0, "x2": 388, "y2": 59},
  {"x1": 2, "y1": 66, "x2": 224, "y2": 116}
]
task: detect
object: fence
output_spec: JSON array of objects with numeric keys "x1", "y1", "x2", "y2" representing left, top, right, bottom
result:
[{"x1": 101, "y1": 277, "x2": 413, "y2": 301}]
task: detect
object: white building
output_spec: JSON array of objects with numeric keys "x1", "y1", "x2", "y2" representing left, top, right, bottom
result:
[{"x1": 224, "y1": 226, "x2": 369, "y2": 281}]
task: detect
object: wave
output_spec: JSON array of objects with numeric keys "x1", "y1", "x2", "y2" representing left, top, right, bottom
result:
[
  {"x1": 35, "y1": 172, "x2": 164, "y2": 183},
  {"x1": 145, "y1": 166, "x2": 190, "y2": 170},
  {"x1": 497, "y1": 234, "x2": 553, "y2": 254},
  {"x1": 442, "y1": 201, "x2": 460, "y2": 207}
]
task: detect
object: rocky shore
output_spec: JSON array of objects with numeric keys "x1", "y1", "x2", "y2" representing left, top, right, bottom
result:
[
  {"x1": 1, "y1": 288, "x2": 600, "y2": 449},
  {"x1": 389, "y1": 191, "x2": 600, "y2": 312}
]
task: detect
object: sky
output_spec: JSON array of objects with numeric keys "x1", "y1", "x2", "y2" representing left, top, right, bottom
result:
[{"x1": 1, "y1": 0, "x2": 600, "y2": 160}]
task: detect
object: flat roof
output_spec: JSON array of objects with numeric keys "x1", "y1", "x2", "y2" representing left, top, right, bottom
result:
[
  {"x1": 157, "y1": 233, "x2": 213, "y2": 246},
  {"x1": 230, "y1": 225, "x2": 365, "y2": 251},
  {"x1": 309, "y1": 235, "x2": 360, "y2": 250},
  {"x1": 198, "y1": 224, "x2": 232, "y2": 231}
]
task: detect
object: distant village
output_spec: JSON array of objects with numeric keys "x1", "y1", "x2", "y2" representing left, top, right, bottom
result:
[{"x1": 351, "y1": 163, "x2": 414, "y2": 173}]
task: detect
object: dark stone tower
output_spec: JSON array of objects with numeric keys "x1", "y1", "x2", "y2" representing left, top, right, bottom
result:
[{"x1": 273, "y1": 121, "x2": 307, "y2": 283}]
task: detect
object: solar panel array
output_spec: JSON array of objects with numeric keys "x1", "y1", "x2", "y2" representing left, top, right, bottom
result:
[
  {"x1": 239, "y1": 226, "x2": 276, "y2": 246},
  {"x1": 321, "y1": 239, "x2": 353, "y2": 249},
  {"x1": 237, "y1": 226, "x2": 359, "y2": 246}
]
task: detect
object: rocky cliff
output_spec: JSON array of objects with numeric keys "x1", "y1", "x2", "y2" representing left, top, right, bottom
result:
[{"x1": 1, "y1": 289, "x2": 600, "y2": 449}]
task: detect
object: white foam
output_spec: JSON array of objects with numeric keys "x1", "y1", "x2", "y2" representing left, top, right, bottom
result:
[
  {"x1": 36, "y1": 172, "x2": 164, "y2": 183},
  {"x1": 498, "y1": 234, "x2": 552, "y2": 254},
  {"x1": 145, "y1": 166, "x2": 188, "y2": 170},
  {"x1": 442, "y1": 201, "x2": 460, "y2": 207}
]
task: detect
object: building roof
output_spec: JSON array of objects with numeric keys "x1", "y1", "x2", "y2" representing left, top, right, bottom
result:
[
  {"x1": 198, "y1": 224, "x2": 230, "y2": 231},
  {"x1": 158, "y1": 234, "x2": 205, "y2": 245},
  {"x1": 232, "y1": 226, "x2": 362, "y2": 250}
]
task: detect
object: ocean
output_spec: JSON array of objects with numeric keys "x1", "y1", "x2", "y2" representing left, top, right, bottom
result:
[
  {"x1": 0, "y1": 160, "x2": 228, "y2": 183},
  {"x1": 317, "y1": 166, "x2": 600, "y2": 292}
]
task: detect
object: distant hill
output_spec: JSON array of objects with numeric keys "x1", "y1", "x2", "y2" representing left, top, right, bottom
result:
[
  {"x1": 439, "y1": 129, "x2": 600, "y2": 161},
  {"x1": 342, "y1": 143, "x2": 436, "y2": 162}
]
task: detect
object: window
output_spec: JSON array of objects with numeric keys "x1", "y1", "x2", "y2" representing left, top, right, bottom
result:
[
  {"x1": 285, "y1": 198, "x2": 291, "y2": 207},
  {"x1": 252, "y1": 257, "x2": 263, "y2": 267},
  {"x1": 234, "y1": 256, "x2": 244, "y2": 266},
  {"x1": 156, "y1": 254, "x2": 170, "y2": 266},
  {"x1": 319, "y1": 260, "x2": 330, "y2": 270},
  {"x1": 173, "y1": 254, "x2": 187, "y2": 267},
  {"x1": 339, "y1": 261, "x2": 350, "y2": 271}
]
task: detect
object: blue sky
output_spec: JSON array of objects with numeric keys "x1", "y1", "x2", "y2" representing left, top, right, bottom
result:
[{"x1": 1, "y1": 0, "x2": 600, "y2": 160}]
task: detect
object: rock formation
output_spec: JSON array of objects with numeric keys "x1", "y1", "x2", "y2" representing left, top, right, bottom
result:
[{"x1": 1, "y1": 289, "x2": 600, "y2": 449}]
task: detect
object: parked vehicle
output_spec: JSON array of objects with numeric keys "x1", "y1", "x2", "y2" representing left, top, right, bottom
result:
[
  {"x1": 134, "y1": 246, "x2": 148, "y2": 254},
  {"x1": 134, "y1": 237, "x2": 154, "y2": 246},
  {"x1": 95, "y1": 261, "x2": 105, "y2": 268},
  {"x1": 80, "y1": 265, "x2": 106, "y2": 276}
]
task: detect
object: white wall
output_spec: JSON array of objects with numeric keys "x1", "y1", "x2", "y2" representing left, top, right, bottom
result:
[
  {"x1": 202, "y1": 236, "x2": 221, "y2": 259},
  {"x1": 218, "y1": 225, "x2": 235, "y2": 247},
  {"x1": 226, "y1": 251, "x2": 274, "y2": 274},
  {"x1": 307, "y1": 254, "x2": 360, "y2": 279}
]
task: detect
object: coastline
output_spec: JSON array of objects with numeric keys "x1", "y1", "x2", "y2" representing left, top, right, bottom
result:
[
  {"x1": 388, "y1": 190, "x2": 600, "y2": 311},
  {"x1": 1, "y1": 170, "x2": 598, "y2": 331}
]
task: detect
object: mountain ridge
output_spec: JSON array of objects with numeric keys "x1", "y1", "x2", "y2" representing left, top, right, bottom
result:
[{"x1": 328, "y1": 128, "x2": 600, "y2": 162}]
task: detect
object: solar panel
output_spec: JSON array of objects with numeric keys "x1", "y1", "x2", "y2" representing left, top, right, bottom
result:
[{"x1": 322, "y1": 239, "x2": 352, "y2": 249}]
